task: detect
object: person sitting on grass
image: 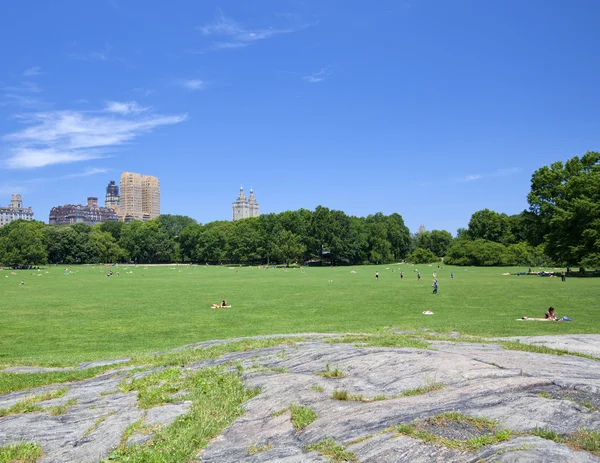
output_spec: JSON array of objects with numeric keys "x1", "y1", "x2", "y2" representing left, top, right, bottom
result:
[{"x1": 545, "y1": 306, "x2": 558, "y2": 320}]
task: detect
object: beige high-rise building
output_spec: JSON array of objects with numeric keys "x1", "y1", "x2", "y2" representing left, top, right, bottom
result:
[
  {"x1": 119, "y1": 172, "x2": 142, "y2": 221},
  {"x1": 142, "y1": 175, "x2": 160, "y2": 220},
  {"x1": 118, "y1": 172, "x2": 160, "y2": 222}
]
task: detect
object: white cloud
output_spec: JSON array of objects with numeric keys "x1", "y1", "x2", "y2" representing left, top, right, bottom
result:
[
  {"x1": 2, "y1": 104, "x2": 187, "y2": 169},
  {"x1": 59, "y1": 167, "x2": 110, "y2": 179},
  {"x1": 4, "y1": 148, "x2": 103, "y2": 169},
  {"x1": 105, "y1": 100, "x2": 148, "y2": 115},
  {"x1": 23, "y1": 67, "x2": 43, "y2": 77},
  {"x1": 199, "y1": 13, "x2": 315, "y2": 51},
  {"x1": 179, "y1": 79, "x2": 205, "y2": 91},
  {"x1": 461, "y1": 168, "x2": 522, "y2": 183},
  {"x1": 2, "y1": 82, "x2": 42, "y2": 93},
  {"x1": 68, "y1": 44, "x2": 114, "y2": 62},
  {"x1": 303, "y1": 67, "x2": 332, "y2": 83}
]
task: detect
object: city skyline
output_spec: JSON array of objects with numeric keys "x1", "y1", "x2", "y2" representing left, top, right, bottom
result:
[{"x1": 1, "y1": 1, "x2": 600, "y2": 233}]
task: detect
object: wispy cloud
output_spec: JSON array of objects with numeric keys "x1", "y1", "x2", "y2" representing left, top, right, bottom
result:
[
  {"x1": 58, "y1": 167, "x2": 110, "y2": 179},
  {"x1": 105, "y1": 100, "x2": 148, "y2": 115},
  {"x1": 2, "y1": 82, "x2": 42, "y2": 93},
  {"x1": 461, "y1": 167, "x2": 522, "y2": 183},
  {"x1": 23, "y1": 67, "x2": 44, "y2": 77},
  {"x1": 68, "y1": 43, "x2": 114, "y2": 62},
  {"x1": 198, "y1": 12, "x2": 315, "y2": 51},
  {"x1": 303, "y1": 67, "x2": 332, "y2": 83},
  {"x1": 2, "y1": 103, "x2": 187, "y2": 169},
  {"x1": 178, "y1": 79, "x2": 205, "y2": 91},
  {"x1": 3, "y1": 93, "x2": 48, "y2": 109}
]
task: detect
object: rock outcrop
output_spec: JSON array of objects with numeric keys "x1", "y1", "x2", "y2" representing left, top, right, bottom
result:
[{"x1": 1, "y1": 334, "x2": 599, "y2": 462}]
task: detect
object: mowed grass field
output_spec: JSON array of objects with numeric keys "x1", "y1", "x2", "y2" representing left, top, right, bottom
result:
[{"x1": 1, "y1": 264, "x2": 599, "y2": 366}]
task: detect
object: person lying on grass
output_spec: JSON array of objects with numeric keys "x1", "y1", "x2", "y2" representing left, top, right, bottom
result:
[
  {"x1": 522, "y1": 306, "x2": 558, "y2": 321},
  {"x1": 211, "y1": 300, "x2": 231, "y2": 309}
]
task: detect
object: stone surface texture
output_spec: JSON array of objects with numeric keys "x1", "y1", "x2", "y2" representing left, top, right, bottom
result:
[{"x1": 0, "y1": 334, "x2": 599, "y2": 462}]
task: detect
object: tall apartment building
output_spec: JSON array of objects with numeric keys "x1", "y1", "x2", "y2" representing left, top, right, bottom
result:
[
  {"x1": 232, "y1": 186, "x2": 259, "y2": 221},
  {"x1": 0, "y1": 194, "x2": 35, "y2": 227},
  {"x1": 142, "y1": 175, "x2": 160, "y2": 220},
  {"x1": 49, "y1": 197, "x2": 118, "y2": 226},
  {"x1": 105, "y1": 180, "x2": 120, "y2": 213},
  {"x1": 118, "y1": 172, "x2": 160, "y2": 222}
]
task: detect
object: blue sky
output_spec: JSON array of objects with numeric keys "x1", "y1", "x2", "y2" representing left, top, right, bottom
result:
[{"x1": 1, "y1": 0, "x2": 599, "y2": 234}]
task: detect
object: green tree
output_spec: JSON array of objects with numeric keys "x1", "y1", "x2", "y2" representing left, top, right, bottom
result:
[
  {"x1": 0, "y1": 220, "x2": 47, "y2": 266},
  {"x1": 417, "y1": 230, "x2": 453, "y2": 257},
  {"x1": 270, "y1": 229, "x2": 306, "y2": 266},
  {"x1": 407, "y1": 247, "x2": 438, "y2": 264},
  {"x1": 467, "y1": 209, "x2": 512, "y2": 243},
  {"x1": 527, "y1": 151, "x2": 600, "y2": 267}
]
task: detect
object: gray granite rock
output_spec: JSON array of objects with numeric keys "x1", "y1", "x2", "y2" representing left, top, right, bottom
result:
[{"x1": 1, "y1": 334, "x2": 599, "y2": 462}]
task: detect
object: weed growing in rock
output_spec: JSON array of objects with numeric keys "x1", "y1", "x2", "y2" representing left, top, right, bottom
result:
[
  {"x1": 84, "y1": 411, "x2": 117, "y2": 437},
  {"x1": 305, "y1": 438, "x2": 358, "y2": 462},
  {"x1": 392, "y1": 413, "x2": 510, "y2": 452},
  {"x1": 566, "y1": 429, "x2": 600, "y2": 455},
  {"x1": 0, "y1": 387, "x2": 68, "y2": 417},
  {"x1": 315, "y1": 364, "x2": 346, "y2": 379},
  {"x1": 533, "y1": 427, "x2": 561, "y2": 442},
  {"x1": 248, "y1": 443, "x2": 273, "y2": 454},
  {"x1": 272, "y1": 408, "x2": 288, "y2": 417},
  {"x1": 0, "y1": 442, "x2": 42, "y2": 463},
  {"x1": 535, "y1": 427, "x2": 600, "y2": 456},
  {"x1": 330, "y1": 389, "x2": 370, "y2": 402},
  {"x1": 290, "y1": 404, "x2": 317, "y2": 431},
  {"x1": 400, "y1": 382, "x2": 444, "y2": 397},
  {"x1": 312, "y1": 385, "x2": 324, "y2": 392},
  {"x1": 537, "y1": 391, "x2": 552, "y2": 399},
  {"x1": 331, "y1": 389, "x2": 349, "y2": 400},
  {"x1": 47, "y1": 398, "x2": 77, "y2": 416}
]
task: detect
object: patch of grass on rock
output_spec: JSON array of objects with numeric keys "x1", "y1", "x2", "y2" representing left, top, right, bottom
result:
[
  {"x1": 499, "y1": 341, "x2": 600, "y2": 361},
  {"x1": 0, "y1": 442, "x2": 43, "y2": 463},
  {"x1": 305, "y1": 438, "x2": 358, "y2": 462},
  {"x1": 315, "y1": 364, "x2": 346, "y2": 379},
  {"x1": 393, "y1": 413, "x2": 510, "y2": 452},
  {"x1": 107, "y1": 367, "x2": 260, "y2": 462},
  {"x1": 0, "y1": 367, "x2": 113, "y2": 394},
  {"x1": 290, "y1": 404, "x2": 317, "y2": 432},
  {"x1": 248, "y1": 443, "x2": 272, "y2": 454},
  {"x1": 0, "y1": 387, "x2": 68, "y2": 417}
]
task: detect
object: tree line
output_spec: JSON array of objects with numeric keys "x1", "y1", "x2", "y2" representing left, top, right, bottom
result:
[{"x1": 1, "y1": 151, "x2": 599, "y2": 268}]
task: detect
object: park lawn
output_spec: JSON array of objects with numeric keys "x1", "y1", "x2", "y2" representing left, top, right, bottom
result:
[{"x1": 0, "y1": 263, "x2": 598, "y2": 366}]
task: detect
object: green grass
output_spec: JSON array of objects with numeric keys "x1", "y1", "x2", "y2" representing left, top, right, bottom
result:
[
  {"x1": 304, "y1": 438, "x2": 358, "y2": 462},
  {"x1": 0, "y1": 442, "x2": 43, "y2": 463},
  {"x1": 106, "y1": 367, "x2": 260, "y2": 462},
  {"x1": 315, "y1": 364, "x2": 346, "y2": 379},
  {"x1": 534, "y1": 427, "x2": 600, "y2": 455},
  {"x1": 0, "y1": 387, "x2": 68, "y2": 417},
  {"x1": 392, "y1": 413, "x2": 511, "y2": 452},
  {"x1": 290, "y1": 403, "x2": 317, "y2": 431},
  {"x1": 1, "y1": 264, "x2": 599, "y2": 366},
  {"x1": 0, "y1": 366, "x2": 125, "y2": 394},
  {"x1": 248, "y1": 443, "x2": 273, "y2": 454}
]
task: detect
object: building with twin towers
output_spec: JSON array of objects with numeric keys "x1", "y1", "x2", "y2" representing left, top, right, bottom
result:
[{"x1": 232, "y1": 186, "x2": 259, "y2": 221}]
